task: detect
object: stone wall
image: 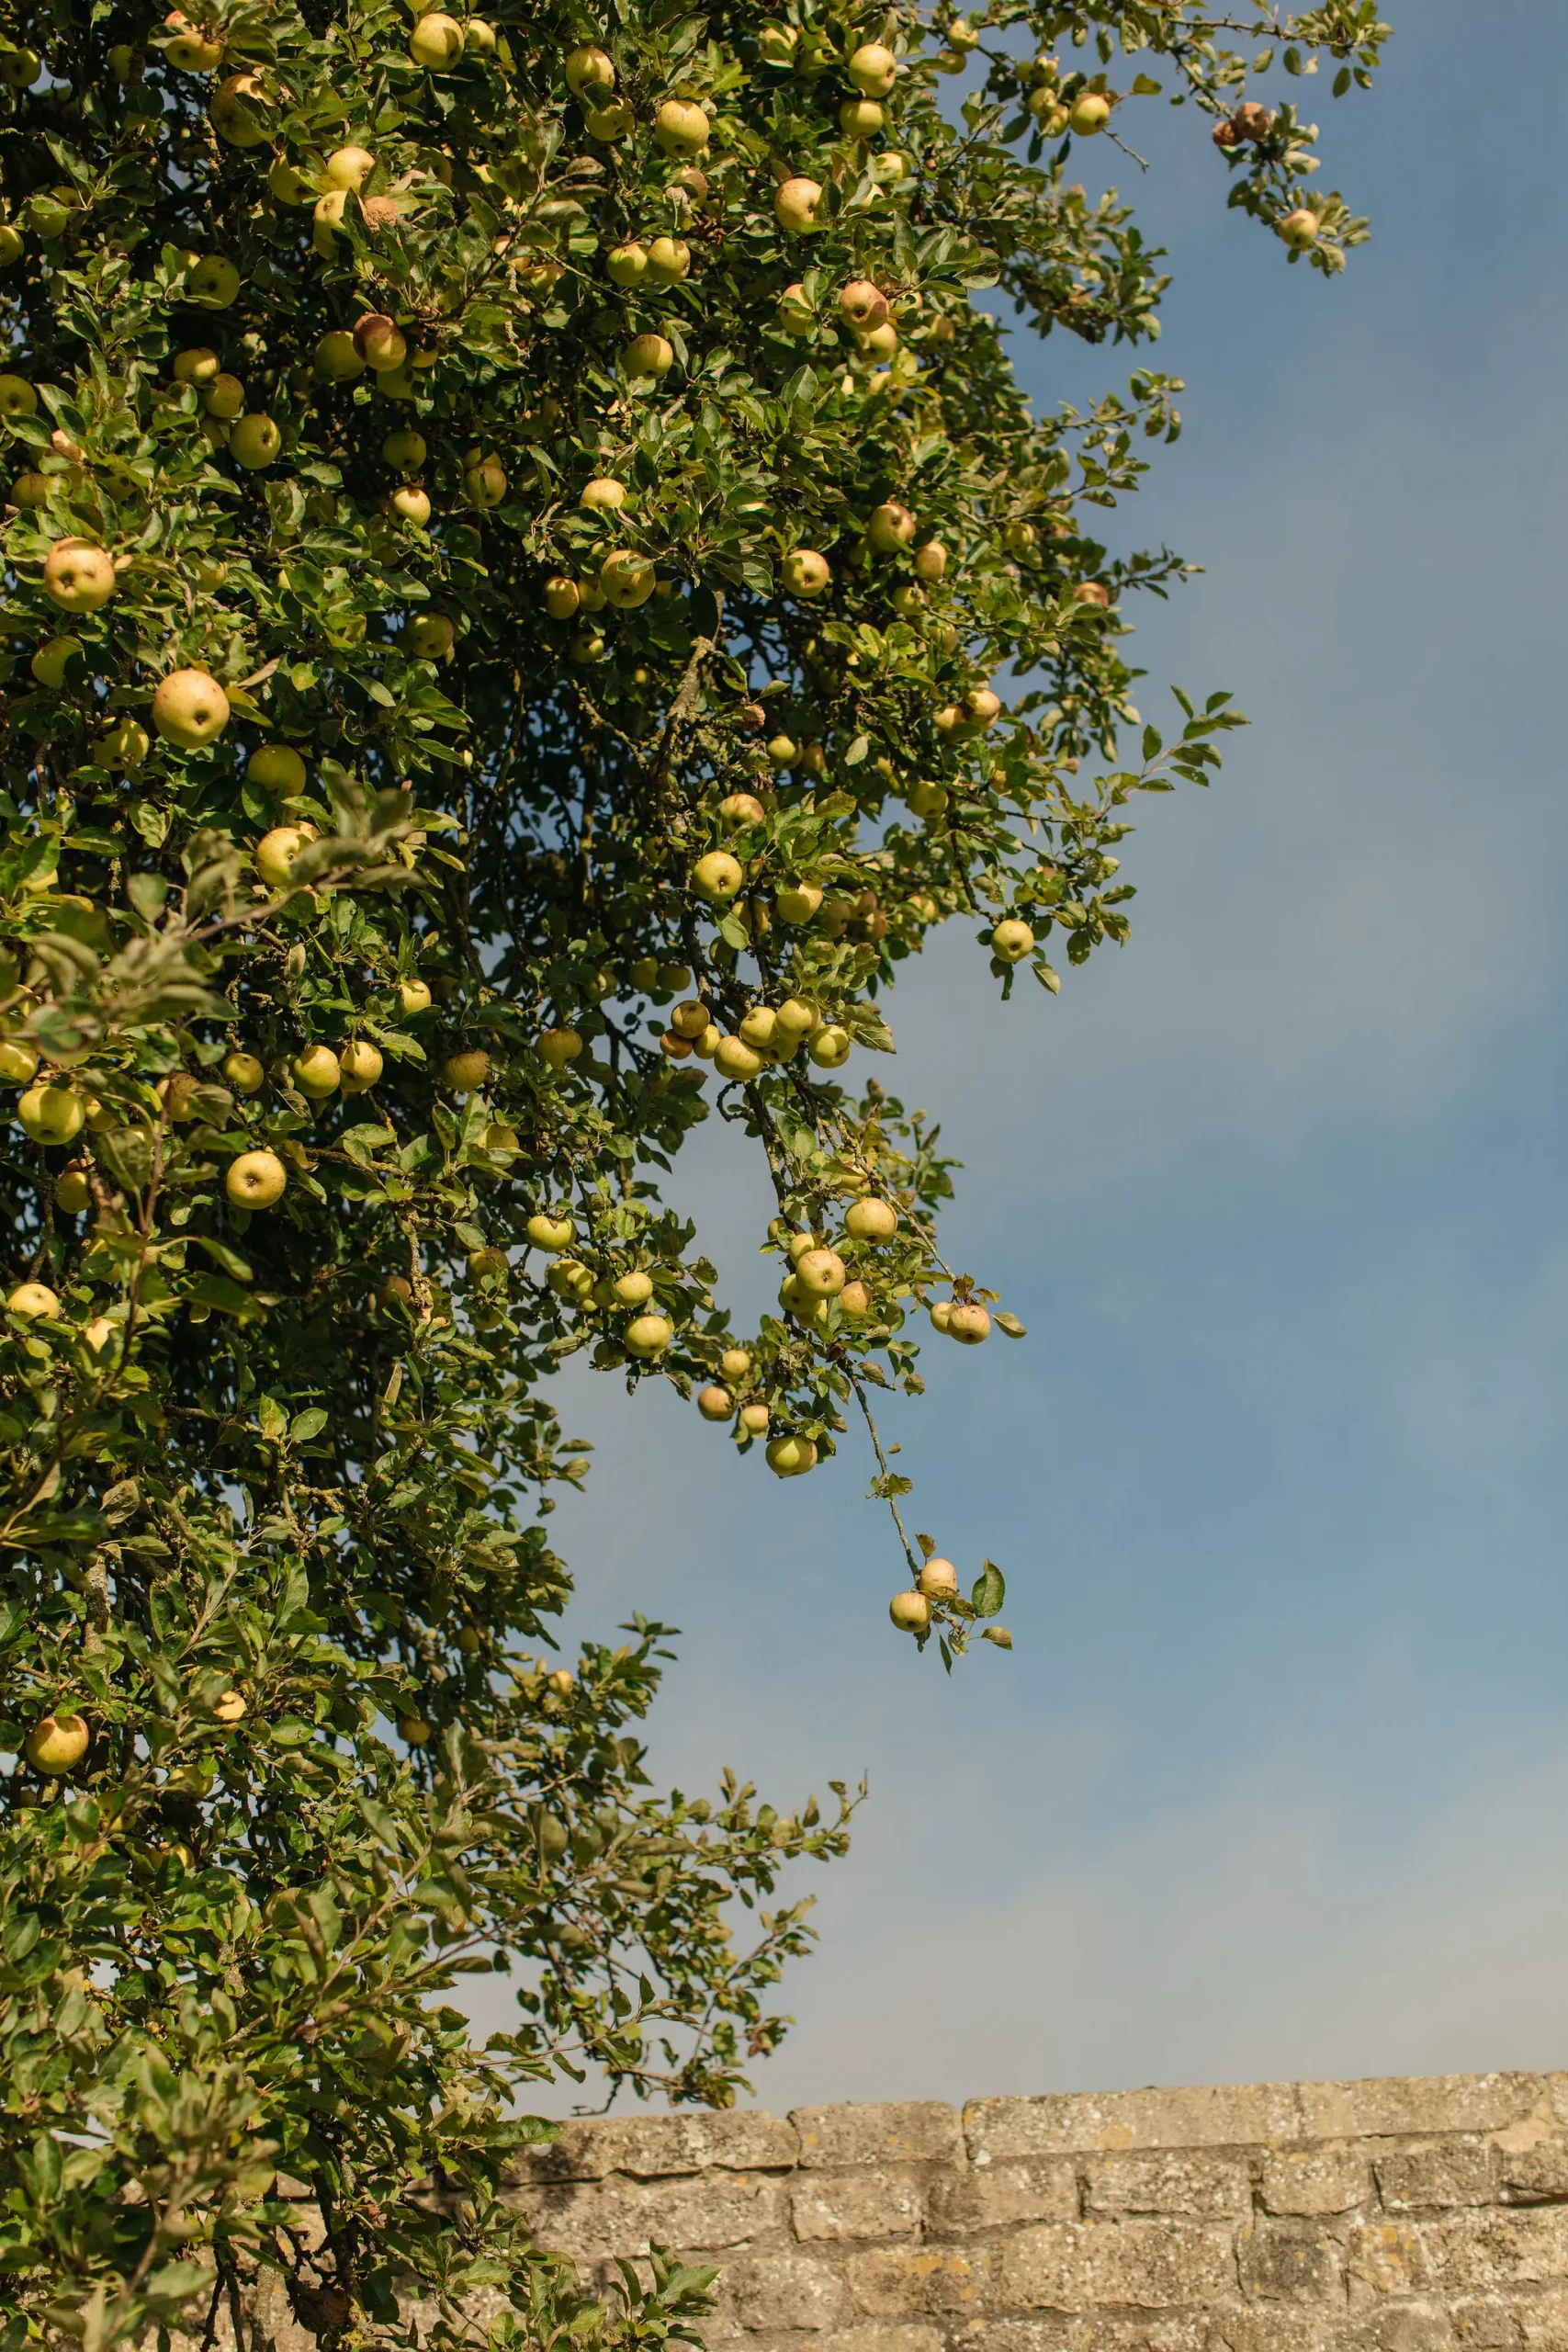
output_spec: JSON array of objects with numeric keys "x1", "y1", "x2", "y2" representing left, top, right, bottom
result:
[{"x1": 508, "y1": 2072, "x2": 1568, "y2": 2350}]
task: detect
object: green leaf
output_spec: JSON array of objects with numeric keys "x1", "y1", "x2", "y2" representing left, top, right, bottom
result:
[{"x1": 970, "y1": 1560, "x2": 1005, "y2": 1618}]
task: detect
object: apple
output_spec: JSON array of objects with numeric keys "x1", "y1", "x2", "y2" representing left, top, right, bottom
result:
[
  {"x1": 484, "y1": 1122, "x2": 520, "y2": 1153},
  {"x1": 777, "y1": 283, "x2": 815, "y2": 333},
  {"x1": 229, "y1": 413, "x2": 281, "y2": 469},
  {"x1": 312, "y1": 190, "x2": 349, "y2": 252},
  {"x1": 547, "y1": 1666, "x2": 575, "y2": 1697},
  {"x1": 398, "y1": 978, "x2": 433, "y2": 1015},
  {"x1": 646, "y1": 236, "x2": 691, "y2": 285},
  {"x1": 526, "y1": 1213, "x2": 574, "y2": 1252},
  {"x1": 948, "y1": 1301, "x2": 991, "y2": 1344},
  {"x1": 919, "y1": 1555, "x2": 959, "y2": 1602},
  {"x1": 848, "y1": 40, "x2": 897, "y2": 94},
  {"x1": 409, "y1": 12, "x2": 463, "y2": 67},
  {"x1": 584, "y1": 98, "x2": 633, "y2": 139},
  {"x1": 443, "y1": 1048, "x2": 491, "y2": 1093},
  {"x1": 1069, "y1": 90, "x2": 1111, "y2": 134},
  {"x1": 203, "y1": 372, "x2": 244, "y2": 419},
  {"x1": 670, "y1": 1000, "x2": 711, "y2": 1038},
  {"x1": 607, "y1": 241, "x2": 648, "y2": 286},
  {"x1": 254, "y1": 823, "x2": 318, "y2": 888},
  {"x1": 1073, "y1": 580, "x2": 1111, "y2": 609},
  {"x1": 964, "y1": 684, "x2": 1002, "y2": 729},
  {"x1": 624, "y1": 332, "x2": 674, "y2": 379},
  {"x1": 539, "y1": 1026, "x2": 583, "y2": 1069},
  {"x1": 0, "y1": 227, "x2": 21, "y2": 266},
  {"x1": 0, "y1": 374, "x2": 37, "y2": 419},
  {"x1": 543, "y1": 576, "x2": 581, "y2": 619},
  {"x1": 269, "y1": 158, "x2": 315, "y2": 205},
  {"x1": 697, "y1": 1384, "x2": 732, "y2": 1419},
  {"x1": 314, "y1": 330, "x2": 365, "y2": 380},
  {"x1": 783, "y1": 548, "x2": 830, "y2": 598},
  {"x1": 739, "y1": 1400, "x2": 770, "y2": 1434},
  {"x1": 991, "y1": 917, "x2": 1034, "y2": 962},
  {"x1": 624, "y1": 1311, "x2": 672, "y2": 1358},
  {"x1": 223, "y1": 1051, "x2": 265, "y2": 1093},
  {"x1": 406, "y1": 612, "x2": 455, "y2": 660},
  {"x1": 721, "y1": 1347, "x2": 751, "y2": 1379},
  {"x1": 152, "y1": 668, "x2": 230, "y2": 749},
  {"x1": 465, "y1": 16, "x2": 496, "y2": 49},
  {"x1": 13, "y1": 472, "x2": 50, "y2": 509},
  {"x1": 758, "y1": 23, "x2": 795, "y2": 62},
  {"x1": 888, "y1": 1589, "x2": 930, "y2": 1633},
  {"x1": 570, "y1": 628, "x2": 607, "y2": 665},
  {"x1": 565, "y1": 43, "x2": 615, "y2": 95},
  {"x1": 387, "y1": 485, "x2": 431, "y2": 526},
  {"x1": 776, "y1": 882, "x2": 823, "y2": 924},
  {"x1": 383, "y1": 428, "x2": 426, "y2": 469},
  {"x1": 795, "y1": 1247, "x2": 845, "y2": 1298},
  {"x1": 355, "y1": 311, "x2": 407, "y2": 371},
  {"x1": 31, "y1": 636, "x2": 84, "y2": 689},
  {"x1": 765, "y1": 1433, "x2": 817, "y2": 1477},
  {"x1": 861, "y1": 322, "x2": 899, "y2": 361},
  {"x1": 1233, "y1": 100, "x2": 1271, "y2": 141},
  {"x1": 323, "y1": 143, "x2": 376, "y2": 190},
  {"x1": 43, "y1": 542, "x2": 115, "y2": 614},
  {"x1": 294, "y1": 1045, "x2": 341, "y2": 1097},
  {"x1": 840, "y1": 97, "x2": 883, "y2": 136},
  {"x1": 774, "y1": 176, "x2": 823, "y2": 232},
  {"x1": 1279, "y1": 207, "x2": 1320, "y2": 249},
  {"x1": 25, "y1": 1711, "x2": 89, "y2": 1772},
  {"x1": 739, "y1": 1006, "x2": 777, "y2": 1054},
  {"x1": 807, "y1": 1025, "x2": 851, "y2": 1068},
  {"x1": 714, "y1": 1035, "x2": 762, "y2": 1081},
  {"x1": 868, "y1": 500, "x2": 916, "y2": 553},
  {"x1": 399, "y1": 1714, "x2": 433, "y2": 1745},
  {"x1": 213, "y1": 1689, "x2": 247, "y2": 1723},
  {"x1": 774, "y1": 999, "x2": 818, "y2": 1043},
  {"x1": 464, "y1": 454, "x2": 507, "y2": 506},
  {"x1": 654, "y1": 98, "x2": 709, "y2": 156},
  {"x1": 0, "y1": 1042, "x2": 39, "y2": 1084},
  {"x1": 7, "y1": 1281, "x2": 60, "y2": 1320},
  {"x1": 840, "y1": 278, "x2": 888, "y2": 331},
  {"x1": 889, "y1": 584, "x2": 925, "y2": 619},
  {"x1": 601, "y1": 549, "x2": 655, "y2": 608},
  {"x1": 839, "y1": 1279, "x2": 871, "y2": 1314},
  {"x1": 929, "y1": 1299, "x2": 953, "y2": 1332},
  {"x1": 694, "y1": 850, "x2": 743, "y2": 900},
  {"x1": 210, "y1": 73, "x2": 270, "y2": 145},
  {"x1": 226, "y1": 1148, "x2": 287, "y2": 1207},
  {"x1": 53, "y1": 1167, "x2": 90, "y2": 1216},
  {"x1": 845, "y1": 1197, "x2": 898, "y2": 1242},
  {"x1": 173, "y1": 345, "x2": 220, "y2": 384},
  {"x1": 548, "y1": 1258, "x2": 593, "y2": 1301},
  {"x1": 18, "y1": 1084, "x2": 85, "y2": 1145},
  {"x1": 581, "y1": 477, "x2": 627, "y2": 514}
]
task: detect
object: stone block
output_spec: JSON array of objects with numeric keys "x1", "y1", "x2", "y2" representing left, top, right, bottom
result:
[
  {"x1": 1203, "y1": 2318, "x2": 1340, "y2": 2352},
  {"x1": 842, "y1": 2246, "x2": 995, "y2": 2319},
  {"x1": 811, "y1": 2327, "x2": 944, "y2": 2352},
  {"x1": 1346, "y1": 2221, "x2": 1434, "y2": 2301},
  {"x1": 515, "y1": 2167, "x2": 784, "y2": 2260},
  {"x1": 1498, "y1": 2138, "x2": 1568, "y2": 2205},
  {"x1": 978, "y1": 2321, "x2": 1209, "y2": 2352},
  {"x1": 927, "y1": 2162, "x2": 1079, "y2": 2233},
  {"x1": 1414, "y1": 2211, "x2": 1568, "y2": 2294},
  {"x1": 1447, "y1": 2298, "x2": 1528, "y2": 2346},
  {"x1": 721, "y1": 2254, "x2": 855, "y2": 2332},
  {"x1": 791, "y1": 2170, "x2": 925, "y2": 2243},
  {"x1": 1338, "y1": 2308, "x2": 1455, "y2": 2352},
  {"x1": 1083, "y1": 2153, "x2": 1252, "y2": 2221},
  {"x1": 511, "y1": 2111, "x2": 798, "y2": 2184},
  {"x1": 999, "y1": 2220, "x2": 1235, "y2": 2312},
  {"x1": 1376, "y1": 2144, "x2": 1496, "y2": 2213},
  {"x1": 965, "y1": 2084, "x2": 1303, "y2": 2165},
  {"x1": 794, "y1": 2104, "x2": 964, "y2": 2170},
  {"x1": 1235, "y1": 2220, "x2": 1344, "y2": 2306},
  {"x1": 1519, "y1": 2287, "x2": 1568, "y2": 2345},
  {"x1": 1260, "y1": 2144, "x2": 1370, "y2": 2217},
  {"x1": 1299, "y1": 2079, "x2": 1551, "y2": 2146}
]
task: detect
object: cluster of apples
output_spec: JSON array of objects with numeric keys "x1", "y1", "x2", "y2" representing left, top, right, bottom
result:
[
  {"x1": 659, "y1": 990, "x2": 852, "y2": 1080},
  {"x1": 522, "y1": 1209, "x2": 677, "y2": 1359}
]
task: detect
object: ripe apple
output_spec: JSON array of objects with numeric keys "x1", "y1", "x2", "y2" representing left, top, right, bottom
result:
[
  {"x1": 919, "y1": 1555, "x2": 959, "y2": 1601},
  {"x1": 254, "y1": 823, "x2": 317, "y2": 888},
  {"x1": 53, "y1": 1167, "x2": 90, "y2": 1216},
  {"x1": 991, "y1": 917, "x2": 1034, "y2": 962},
  {"x1": 889, "y1": 1589, "x2": 931, "y2": 1633},
  {"x1": 758, "y1": 23, "x2": 795, "y2": 62},
  {"x1": 840, "y1": 278, "x2": 888, "y2": 331},
  {"x1": 225, "y1": 1148, "x2": 287, "y2": 1208},
  {"x1": 783, "y1": 548, "x2": 830, "y2": 598},
  {"x1": 24, "y1": 1711, "x2": 89, "y2": 1772},
  {"x1": 398, "y1": 978, "x2": 433, "y2": 1015},
  {"x1": 765, "y1": 1433, "x2": 817, "y2": 1477},
  {"x1": 845, "y1": 1196, "x2": 898, "y2": 1242},
  {"x1": 694, "y1": 850, "x2": 743, "y2": 900},
  {"x1": 0, "y1": 375, "x2": 38, "y2": 419},
  {"x1": 774, "y1": 999, "x2": 818, "y2": 1043},
  {"x1": 547, "y1": 1666, "x2": 575, "y2": 1697},
  {"x1": 624, "y1": 1311, "x2": 672, "y2": 1358},
  {"x1": 213, "y1": 1690, "x2": 247, "y2": 1722},
  {"x1": 323, "y1": 143, "x2": 375, "y2": 190},
  {"x1": 848, "y1": 40, "x2": 897, "y2": 94},
  {"x1": 18, "y1": 1083, "x2": 85, "y2": 1146},
  {"x1": 0, "y1": 227, "x2": 21, "y2": 266},
  {"x1": 777, "y1": 882, "x2": 823, "y2": 924},
  {"x1": 861, "y1": 321, "x2": 899, "y2": 360},
  {"x1": 13, "y1": 472, "x2": 50, "y2": 509},
  {"x1": 543, "y1": 576, "x2": 581, "y2": 619},
  {"x1": 443, "y1": 1048, "x2": 491, "y2": 1092},
  {"x1": 484, "y1": 1121, "x2": 521, "y2": 1153},
  {"x1": 409, "y1": 11, "x2": 463, "y2": 67},
  {"x1": 399, "y1": 1714, "x2": 433, "y2": 1745},
  {"x1": 607, "y1": 241, "x2": 648, "y2": 286},
  {"x1": 526, "y1": 1213, "x2": 574, "y2": 1252},
  {"x1": 1073, "y1": 580, "x2": 1111, "y2": 609},
  {"x1": 964, "y1": 684, "x2": 1002, "y2": 729},
  {"x1": 581, "y1": 477, "x2": 627, "y2": 514},
  {"x1": 223, "y1": 1051, "x2": 265, "y2": 1093},
  {"x1": 654, "y1": 98, "x2": 709, "y2": 156},
  {"x1": 739, "y1": 1400, "x2": 770, "y2": 1434},
  {"x1": 383, "y1": 428, "x2": 426, "y2": 469},
  {"x1": 387, "y1": 485, "x2": 432, "y2": 525},
  {"x1": 269, "y1": 158, "x2": 316, "y2": 204},
  {"x1": 570, "y1": 628, "x2": 607, "y2": 665},
  {"x1": 211, "y1": 72, "x2": 270, "y2": 145},
  {"x1": 720, "y1": 1347, "x2": 751, "y2": 1379},
  {"x1": 720, "y1": 790, "x2": 768, "y2": 826},
  {"x1": 539, "y1": 1027, "x2": 583, "y2": 1069},
  {"x1": 739, "y1": 1006, "x2": 777, "y2": 1053},
  {"x1": 1279, "y1": 207, "x2": 1320, "y2": 249},
  {"x1": 777, "y1": 282, "x2": 816, "y2": 333},
  {"x1": 670, "y1": 999, "x2": 711, "y2": 1038},
  {"x1": 646, "y1": 235, "x2": 691, "y2": 285},
  {"x1": 312, "y1": 190, "x2": 349, "y2": 251},
  {"x1": 548, "y1": 1258, "x2": 593, "y2": 1302},
  {"x1": 795, "y1": 1247, "x2": 846, "y2": 1298},
  {"x1": 230, "y1": 413, "x2": 281, "y2": 469},
  {"x1": 355, "y1": 311, "x2": 407, "y2": 371},
  {"x1": 697, "y1": 1384, "x2": 732, "y2": 1419},
  {"x1": 165, "y1": 17, "x2": 224, "y2": 68},
  {"x1": 565, "y1": 43, "x2": 615, "y2": 95},
  {"x1": 203, "y1": 372, "x2": 244, "y2": 419},
  {"x1": 807, "y1": 1025, "x2": 851, "y2": 1069},
  {"x1": 7, "y1": 1281, "x2": 61, "y2": 1319},
  {"x1": 840, "y1": 96, "x2": 883, "y2": 135},
  {"x1": 868, "y1": 500, "x2": 916, "y2": 552},
  {"x1": 601, "y1": 549, "x2": 655, "y2": 607},
  {"x1": 838, "y1": 1279, "x2": 870, "y2": 1315},
  {"x1": 583, "y1": 98, "x2": 633, "y2": 139},
  {"x1": 0, "y1": 1041, "x2": 39, "y2": 1084},
  {"x1": 173, "y1": 345, "x2": 220, "y2": 384},
  {"x1": 100, "y1": 715, "x2": 150, "y2": 773},
  {"x1": 714, "y1": 1035, "x2": 762, "y2": 1081},
  {"x1": 31, "y1": 636, "x2": 85, "y2": 689},
  {"x1": 948, "y1": 1301, "x2": 991, "y2": 1344},
  {"x1": 294, "y1": 1045, "x2": 341, "y2": 1097},
  {"x1": 314, "y1": 329, "x2": 365, "y2": 380},
  {"x1": 407, "y1": 613, "x2": 455, "y2": 659},
  {"x1": 463, "y1": 454, "x2": 507, "y2": 506},
  {"x1": 43, "y1": 542, "x2": 115, "y2": 614},
  {"x1": 624, "y1": 332, "x2": 674, "y2": 379},
  {"x1": 152, "y1": 668, "x2": 230, "y2": 748},
  {"x1": 1069, "y1": 90, "x2": 1111, "y2": 134},
  {"x1": 774, "y1": 177, "x2": 823, "y2": 232},
  {"x1": 930, "y1": 1298, "x2": 953, "y2": 1332}
]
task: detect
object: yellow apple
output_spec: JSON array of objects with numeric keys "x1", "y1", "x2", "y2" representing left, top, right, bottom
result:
[
  {"x1": 739, "y1": 1400, "x2": 770, "y2": 1434},
  {"x1": 43, "y1": 542, "x2": 115, "y2": 614},
  {"x1": 845, "y1": 1197, "x2": 898, "y2": 1241},
  {"x1": 0, "y1": 1041, "x2": 39, "y2": 1084},
  {"x1": 774, "y1": 176, "x2": 823, "y2": 232},
  {"x1": 565, "y1": 43, "x2": 615, "y2": 95},
  {"x1": 203, "y1": 372, "x2": 244, "y2": 418},
  {"x1": 868, "y1": 500, "x2": 916, "y2": 552},
  {"x1": 765, "y1": 1433, "x2": 817, "y2": 1477},
  {"x1": 254, "y1": 823, "x2": 318, "y2": 888},
  {"x1": 714, "y1": 1035, "x2": 762, "y2": 1081},
  {"x1": 152, "y1": 668, "x2": 230, "y2": 749},
  {"x1": 526, "y1": 1213, "x2": 574, "y2": 1252},
  {"x1": 443, "y1": 1049, "x2": 490, "y2": 1093},
  {"x1": 840, "y1": 278, "x2": 888, "y2": 331},
  {"x1": 848, "y1": 40, "x2": 897, "y2": 94},
  {"x1": 914, "y1": 539, "x2": 947, "y2": 581},
  {"x1": 645, "y1": 235, "x2": 691, "y2": 284},
  {"x1": 30, "y1": 636, "x2": 85, "y2": 689},
  {"x1": 948, "y1": 1301, "x2": 991, "y2": 1344},
  {"x1": 1279, "y1": 207, "x2": 1320, "y2": 249},
  {"x1": 339, "y1": 1040, "x2": 383, "y2": 1092},
  {"x1": 601, "y1": 549, "x2": 656, "y2": 608},
  {"x1": 323, "y1": 142, "x2": 376, "y2": 190},
  {"x1": 247, "y1": 742, "x2": 307, "y2": 794},
  {"x1": 539, "y1": 1027, "x2": 583, "y2": 1069},
  {"x1": 293, "y1": 1045, "x2": 341, "y2": 1097},
  {"x1": 693, "y1": 850, "x2": 743, "y2": 900},
  {"x1": 1069, "y1": 90, "x2": 1111, "y2": 134},
  {"x1": 409, "y1": 11, "x2": 464, "y2": 68},
  {"x1": 398, "y1": 978, "x2": 433, "y2": 1015},
  {"x1": 314, "y1": 329, "x2": 365, "y2": 379},
  {"x1": 783, "y1": 548, "x2": 830, "y2": 597},
  {"x1": 777, "y1": 883, "x2": 823, "y2": 924},
  {"x1": 719, "y1": 1346, "x2": 751, "y2": 1379},
  {"x1": 18, "y1": 1084, "x2": 84, "y2": 1145},
  {"x1": 406, "y1": 612, "x2": 456, "y2": 659},
  {"x1": 991, "y1": 918, "x2": 1034, "y2": 962},
  {"x1": 624, "y1": 1311, "x2": 672, "y2": 1357},
  {"x1": 919, "y1": 1555, "x2": 959, "y2": 1601},
  {"x1": 24, "y1": 1711, "x2": 89, "y2": 1771},
  {"x1": 623, "y1": 332, "x2": 674, "y2": 379},
  {"x1": 223, "y1": 1051, "x2": 265, "y2": 1093},
  {"x1": 697, "y1": 1384, "x2": 732, "y2": 1419},
  {"x1": 225, "y1": 1148, "x2": 287, "y2": 1207},
  {"x1": 654, "y1": 98, "x2": 709, "y2": 155},
  {"x1": 889, "y1": 1589, "x2": 930, "y2": 1633}
]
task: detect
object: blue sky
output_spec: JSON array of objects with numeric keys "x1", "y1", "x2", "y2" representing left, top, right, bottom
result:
[{"x1": 487, "y1": 0, "x2": 1568, "y2": 2109}]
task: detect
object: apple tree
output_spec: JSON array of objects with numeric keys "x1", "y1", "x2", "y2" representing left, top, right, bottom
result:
[{"x1": 0, "y1": 0, "x2": 1388, "y2": 2344}]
